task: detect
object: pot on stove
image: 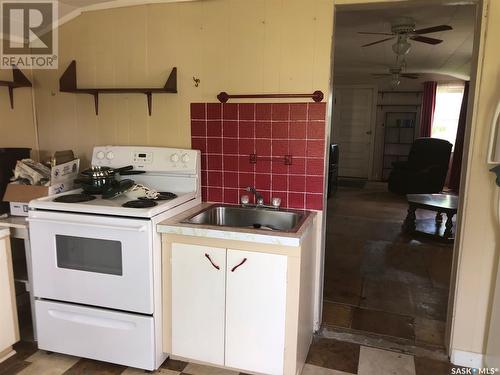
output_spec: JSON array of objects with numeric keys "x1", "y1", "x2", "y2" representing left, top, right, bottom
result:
[{"x1": 74, "y1": 165, "x2": 145, "y2": 195}]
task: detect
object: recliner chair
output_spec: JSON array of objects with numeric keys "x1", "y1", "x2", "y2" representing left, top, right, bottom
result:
[{"x1": 388, "y1": 137, "x2": 452, "y2": 194}]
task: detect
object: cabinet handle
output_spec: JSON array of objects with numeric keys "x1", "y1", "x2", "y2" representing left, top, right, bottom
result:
[
  {"x1": 204, "y1": 253, "x2": 220, "y2": 270},
  {"x1": 231, "y1": 258, "x2": 247, "y2": 272}
]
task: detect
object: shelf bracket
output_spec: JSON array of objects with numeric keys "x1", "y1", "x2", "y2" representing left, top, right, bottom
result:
[
  {"x1": 8, "y1": 86, "x2": 14, "y2": 109},
  {"x1": 164, "y1": 68, "x2": 177, "y2": 92},
  {"x1": 93, "y1": 92, "x2": 99, "y2": 115},
  {"x1": 0, "y1": 66, "x2": 32, "y2": 109},
  {"x1": 146, "y1": 92, "x2": 152, "y2": 116}
]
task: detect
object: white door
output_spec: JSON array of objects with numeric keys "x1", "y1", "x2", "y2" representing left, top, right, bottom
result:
[
  {"x1": 333, "y1": 87, "x2": 375, "y2": 178},
  {"x1": 225, "y1": 249, "x2": 287, "y2": 375},
  {"x1": 171, "y1": 243, "x2": 226, "y2": 366},
  {"x1": 0, "y1": 229, "x2": 19, "y2": 354},
  {"x1": 29, "y1": 210, "x2": 153, "y2": 314},
  {"x1": 486, "y1": 254, "x2": 500, "y2": 368}
]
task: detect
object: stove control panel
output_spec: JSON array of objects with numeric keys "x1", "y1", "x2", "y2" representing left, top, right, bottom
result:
[
  {"x1": 91, "y1": 146, "x2": 200, "y2": 174},
  {"x1": 134, "y1": 152, "x2": 153, "y2": 164}
]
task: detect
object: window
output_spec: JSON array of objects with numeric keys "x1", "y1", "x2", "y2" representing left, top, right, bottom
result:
[{"x1": 431, "y1": 83, "x2": 465, "y2": 149}]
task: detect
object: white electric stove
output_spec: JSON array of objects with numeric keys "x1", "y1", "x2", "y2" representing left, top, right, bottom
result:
[{"x1": 28, "y1": 146, "x2": 201, "y2": 371}]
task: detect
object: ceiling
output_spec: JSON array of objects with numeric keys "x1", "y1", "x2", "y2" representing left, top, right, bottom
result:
[{"x1": 333, "y1": 2, "x2": 476, "y2": 82}]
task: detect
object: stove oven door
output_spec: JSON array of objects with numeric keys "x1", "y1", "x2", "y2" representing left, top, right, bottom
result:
[{"x1": 29, "y1": 210, "x2": 154, "y2": 314}]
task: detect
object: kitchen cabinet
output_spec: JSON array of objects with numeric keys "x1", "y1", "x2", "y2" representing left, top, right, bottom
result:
[
  {"x1": 171, "y1": 244, "x2": 287, "y2": 373},
  {"x1": 171, "y1": 243, "x2": 226, "y2": 365},
  {"x1": 225, "y1": 249, "x2": 287, "y2": 374},
  {"x1": 0, "y1": 229, "x2": 19, "y2": 361},
  {"x1": 163, "y1": 226, "x2": 317, "y2": 375}
]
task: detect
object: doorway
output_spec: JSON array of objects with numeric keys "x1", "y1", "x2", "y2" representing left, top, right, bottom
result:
[{"x1": 321, "y1": 0, "x2": 479, "y2": 358}]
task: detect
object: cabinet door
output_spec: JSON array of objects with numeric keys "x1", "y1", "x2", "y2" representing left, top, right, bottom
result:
[
  {"x1": 171, "y1": 243, "x2": 226, "y2": 365},
  {"x1": 0, "y1": 229, "x2": 19, "y2": 353},
  {"x1": 225, "y1": 249, "x2": 287, "y2": 374}
]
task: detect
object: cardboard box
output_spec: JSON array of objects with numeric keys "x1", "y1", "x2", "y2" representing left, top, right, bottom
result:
[
  {"x1": 2, "y1": 159, "x2": 79, "y2": 216},
  {"x1": 51, "y1": 159, "x2": 79, "y2": 183}
]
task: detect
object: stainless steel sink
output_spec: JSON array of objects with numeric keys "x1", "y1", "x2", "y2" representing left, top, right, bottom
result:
[{"x1": 181, "y1": 204, "x2": 308, "y2": 233}]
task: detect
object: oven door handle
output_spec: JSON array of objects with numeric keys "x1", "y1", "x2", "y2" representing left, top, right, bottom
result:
[{"x1": 27, "y1": 218, "x2": 148, "y2": 232}]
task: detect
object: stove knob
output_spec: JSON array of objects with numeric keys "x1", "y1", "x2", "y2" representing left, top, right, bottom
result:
[
  {"x1": 170, "y1": 153, "x2": 179, "y2": 163},
  {"x1": 96, "y1": 151, "x2": 105, "y2": 160},
  {"x1": 181, "y1": 153, "x2": 190, "y2": 163},
  {"x1": 106, "y1": 151, "x2": 115, "y2": 160}
]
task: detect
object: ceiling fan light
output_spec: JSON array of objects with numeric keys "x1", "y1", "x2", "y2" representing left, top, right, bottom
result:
[
  {"x1": 392, "y1": 40, "x2": 411, "y2": 55},
  {"x1": 390, "y1": 78, "x2": 401, "y2": 89}
]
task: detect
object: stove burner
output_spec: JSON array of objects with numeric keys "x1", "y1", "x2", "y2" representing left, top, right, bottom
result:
[
  {"x1": 139, "y1": 192, "x2": 178, "y2": 201},
  {"x1": 122, "y1": 199, "x2": 158, "y2": 208},
  {"x1": 53, "y1": 194, "x2": 96, "y2": 203}
]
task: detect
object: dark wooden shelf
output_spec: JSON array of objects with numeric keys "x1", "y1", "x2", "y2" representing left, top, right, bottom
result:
[
  {"x1": 0, "y1": 66, "x2": 32, "y2": 109},
  {"x1": 59, "y1": 60, "x2": 177, "y2": 115}
]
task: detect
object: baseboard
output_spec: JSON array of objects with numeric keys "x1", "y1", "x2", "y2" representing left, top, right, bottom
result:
[
  {"x1": 0, "y1": 348, "x2": 16, "y2": 364},
  {"x1": 451, "y1": 349, "x2": 484, "y2": 368}
]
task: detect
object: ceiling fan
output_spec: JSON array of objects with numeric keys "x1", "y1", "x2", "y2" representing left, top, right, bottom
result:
[
  {"x1": 359, "y1": 16, "x2": 453, "y2": 53},
  {"x1": 372, "y1": 66, "x2": 420, "y2": 80},
  {"x1": 372, "y1": 65, "x2": 420, "y2": 88}
]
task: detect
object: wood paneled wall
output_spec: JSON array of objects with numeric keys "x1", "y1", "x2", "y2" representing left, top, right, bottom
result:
[{"x1": 32, "y1": 0, "x2": 333, "y2": 166}]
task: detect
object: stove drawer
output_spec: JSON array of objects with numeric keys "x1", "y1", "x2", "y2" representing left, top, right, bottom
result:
[{"x1": 35, "y1": 300, "x2": 155, "y2": 370}]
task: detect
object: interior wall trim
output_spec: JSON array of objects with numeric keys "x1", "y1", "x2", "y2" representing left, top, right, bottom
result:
[
  {"x1": 451, "y1": 349, "x2": 485, "y2": 368},
  {"x1": 58, "y1": 0, "x2": 198, "y2": 27}
]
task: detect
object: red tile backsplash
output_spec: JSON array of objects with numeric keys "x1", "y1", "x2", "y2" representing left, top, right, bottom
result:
[
  {"x1": 256, "y1": 103, "x2": 272, "y2": 120},
  {"x1": 207, "y1": 121, "x2": 222, "y2": 137},
  {"x1": 239, "y1": 104, "x2": 255, "y2": 121},
  {"x1": 191, "y1": 120, "x2": 206, "y2": 137},
  {"x1": 191, "y1": 103, "x2": 206, "y2": 119},
  {"x1": 191, "y1": 102, "x2": 326, "y2": 210},
  {"x1": 290, "y1": 103, "x2": 308, "y2": 121},
  {"x1": 207, "y1": 138, "x2": 222, "y2": 154},
  {"x1": 223, "y1": 103, "x2": 238, "y2": 120},
  {"x1": 271, "y1": 103, "x2": 290, "y2": 121},
  {"x1": 207, "y1": 103, "x2": 221, "y2": 119},
  {"x1": 255, "y1": 121, "x2": 272, "y2": 138},
  {"x1": 239, "y1": 121, "x2": 255, "y2": 138}
]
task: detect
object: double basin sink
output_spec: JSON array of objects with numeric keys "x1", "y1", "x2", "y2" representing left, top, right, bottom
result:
[{"x1": 181, "y1": 204, "x2": 309, "y2": 233}]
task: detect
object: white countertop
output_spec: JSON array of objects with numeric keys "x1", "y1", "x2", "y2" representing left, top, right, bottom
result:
[
  {"x1": 0, "y1": 215, "x2": 29, "y2": 229},
  {"x1": 157, "y1": 203, "x2": 315, "y2": 247}
]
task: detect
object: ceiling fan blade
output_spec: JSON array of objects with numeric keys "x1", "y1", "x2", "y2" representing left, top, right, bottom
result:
[
  {"x1": 410, "y1": 35, "x2": 443, "y2": 45},
  {"x1": 414, "y1": 25, "x2": 453, "y2": 34},
  {"x1": 362, "y1": 37, "x2": 395, "y2": 47},
  {"x1": 401, "y1": 74, "x2": 419, "y2": 79},
  {"x1": 358, "y1": 31, "x2": 394, "y2": 36}
]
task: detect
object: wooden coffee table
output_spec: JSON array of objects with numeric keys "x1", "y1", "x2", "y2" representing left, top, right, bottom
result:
[{"x1": 403, "y1": 193, "x2": 458, "y2": 241}]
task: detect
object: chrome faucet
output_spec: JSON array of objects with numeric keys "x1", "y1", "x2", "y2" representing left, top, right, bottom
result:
[{"x1": 245, "y1": 186, "x2": 264, "y2": 206}]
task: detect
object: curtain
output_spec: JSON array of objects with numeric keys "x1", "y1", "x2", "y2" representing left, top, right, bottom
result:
[
  {"x1": 449, "y1": 81, "x2": 470, "y2": 192},
  {"x1": 419, "y1": 81, "x2": 438, "y2": 137}
]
